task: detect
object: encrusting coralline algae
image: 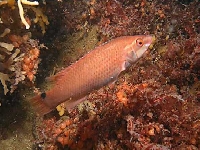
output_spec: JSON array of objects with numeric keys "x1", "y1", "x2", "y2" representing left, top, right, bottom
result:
[
  {"x1": 0, "y1": 0, "x2": 49, "y2": 95},
  {"x1": 0, "y1": 31, "x2": 42, "y2": 94}
]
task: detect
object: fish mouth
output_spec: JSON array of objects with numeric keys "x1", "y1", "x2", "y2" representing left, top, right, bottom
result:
[
  {"x1": 135, "y1": 35, "x2": 154, "y2": 58},
  {"x1": 135, "y1": 45, "x2": 149, "y2": 58}
]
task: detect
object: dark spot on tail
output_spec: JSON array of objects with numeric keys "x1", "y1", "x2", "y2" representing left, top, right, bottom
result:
[{"x1": 41, "y1": 92, "x2": 46, "y2": 99}]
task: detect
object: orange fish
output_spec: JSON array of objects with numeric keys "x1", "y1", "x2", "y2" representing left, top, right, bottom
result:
[{"x1": 31, "y1": 35, "x2": 153, "y2": 115}]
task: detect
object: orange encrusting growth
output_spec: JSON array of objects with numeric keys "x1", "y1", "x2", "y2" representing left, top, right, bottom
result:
[{"x1": 31, "y1": 35, "x2": 153, "y2": 115}]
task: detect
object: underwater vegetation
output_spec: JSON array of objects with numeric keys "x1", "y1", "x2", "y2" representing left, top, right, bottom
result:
[{"x1": 0, "y1": 0, "x2": 200, "y2": 149}]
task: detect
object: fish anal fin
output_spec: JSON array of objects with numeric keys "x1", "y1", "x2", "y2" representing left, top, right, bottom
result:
[{"x1": 63, "y1": 96, "x2": 87, "y2": 111}]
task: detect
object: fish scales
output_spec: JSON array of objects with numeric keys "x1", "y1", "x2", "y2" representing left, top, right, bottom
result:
[
  {"x1": 42, "y1": 38, "x2": 128, "y2": 107},
  {"x1": 31, "y1": 35, "x2": 153, "y2": 115}
]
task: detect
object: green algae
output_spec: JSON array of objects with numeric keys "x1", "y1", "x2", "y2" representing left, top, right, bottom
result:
[
  {"x1": 0, "y1": 99, "x2": 34, "y2": 150},
  {"x1": 56, "y1": 25, "x2": 99, "y2": 69},
  {"x1": 0, "y1": 24, "x2": 100, "y2": 149}
]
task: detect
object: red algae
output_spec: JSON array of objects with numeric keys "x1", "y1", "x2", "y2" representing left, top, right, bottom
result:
[
  {"x1": 31, "y1": 0, "x2": 200, "y2": 149},
  {"x1": 32, "y1": 0, "x2": 200, "y2": 149},
  {"x1": 0, "y1": 0, "x2": 199, "y2": 149}
]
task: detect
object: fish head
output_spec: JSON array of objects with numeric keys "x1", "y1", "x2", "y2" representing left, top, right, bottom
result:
[{"x1": 125, "y1": 35, "x2": 154, "y2": 64}]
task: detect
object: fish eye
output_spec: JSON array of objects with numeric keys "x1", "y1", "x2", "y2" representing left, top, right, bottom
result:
[{"x1": 136, "y1": 38, "x2": 143, "y2": 47}]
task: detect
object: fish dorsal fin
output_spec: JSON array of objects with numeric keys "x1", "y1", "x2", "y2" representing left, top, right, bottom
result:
[
  {"x1": 46, "y1": 72, "x2": 63, "y2": 82},
  {"x1": 45, "y1": 66, "x2": 71, "y2": 85}
]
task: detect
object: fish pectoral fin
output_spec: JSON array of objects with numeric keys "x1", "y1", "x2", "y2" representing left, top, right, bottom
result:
[
  {"x1": 122, "y1": 61, "x2": 131, "y2": 71},
  {"x1": 62, "y1": 96, "x2": 88, "y2": 110}
]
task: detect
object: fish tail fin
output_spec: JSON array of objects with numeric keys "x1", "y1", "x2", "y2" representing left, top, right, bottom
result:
[{"x1": 30, "y1": 94, "x2": 53, "y2": 116}]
